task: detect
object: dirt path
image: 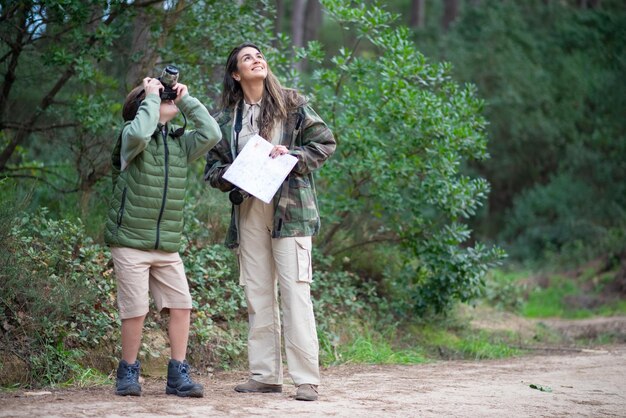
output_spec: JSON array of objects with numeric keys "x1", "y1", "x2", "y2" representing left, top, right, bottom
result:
[{"x1": 1, "y1": 345, "x2": 624, "y2": 417}]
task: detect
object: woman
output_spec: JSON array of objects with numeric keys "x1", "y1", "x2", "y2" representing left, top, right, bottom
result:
[
  {"x1": 204, "y1": 43, "x2": 336, "y2": 401},
  {"x1": 105, "y1": 74, "x2": 221, "y2": 397}
]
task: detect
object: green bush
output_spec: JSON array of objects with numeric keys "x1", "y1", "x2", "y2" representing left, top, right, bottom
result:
[
  {"x1": 0, "y1": 196, "x2": 117, "y2": 387},
  {"x1": 437, "y1": 1, "x2": 626, "y2": 266},
  {"x1": 183, "y1": 241, "x2": 248, "y2": 369},
  {"x1": 308, "y1": 1, "x2": 505, "y2": 314}
]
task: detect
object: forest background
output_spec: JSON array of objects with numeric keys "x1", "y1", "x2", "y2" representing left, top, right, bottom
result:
[{"x1": 1, "y1": 0, "x2": 625, "y2": 387}]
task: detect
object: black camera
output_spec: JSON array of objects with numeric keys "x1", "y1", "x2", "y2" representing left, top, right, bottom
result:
[
  {"x1": 229, "y1": 188, "x2": 250, "y2": 205},
  {"x1": 158, "y1": 65, "x2": 179, "y2": 100}
]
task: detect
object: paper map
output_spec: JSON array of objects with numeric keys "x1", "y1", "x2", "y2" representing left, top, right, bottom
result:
[{"x1": 222, "y1": 134, "x2": 298, "y2": 204}]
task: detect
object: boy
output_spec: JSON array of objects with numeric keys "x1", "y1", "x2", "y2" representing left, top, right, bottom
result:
[{"x1": 105, "y1": 73, "x2": 220, "y2": 397}]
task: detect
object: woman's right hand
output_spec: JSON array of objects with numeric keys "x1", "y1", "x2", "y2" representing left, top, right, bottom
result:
[{"x1": 142, "y1": 77, "x2": 163, "y2": 97}]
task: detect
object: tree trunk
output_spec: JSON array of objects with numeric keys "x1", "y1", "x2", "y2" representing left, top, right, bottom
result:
[
  {"x1": 409, "y1": 0, "x2": 425, "y2": 29},
  {"x1": 441, "y1": 0, "x2": 459, "y2": 31},
  {"x1": 125, "y1": 1, "x2": 186, "y2": 89},
  {"x1": 125, "y1": 3, "x2": 162, "y2": 89},
  {"x1": 291, "y1": 0, "x2": 307, "y2": 72},
  {"x1": 578, "y1": 0, "x2": 602, "y2": 7},
  {"x1": 275, "y1": 0, "x2": 284, "y2": 36},
  {"x1": 0, "y1": 60, "x2": 76, "y2": 172},
  {"x1": 303, "y1": 0, "x2": 322, "y2": 43},
  {"x1": 292, "y1": 0, "x2": 306, "y2": 48},
  {"x1": 0, "y1": 1, "x2": 163, "y2": 172},
  {"x1": 0, "y1": 2, "x2": 29, "y2": 126}
]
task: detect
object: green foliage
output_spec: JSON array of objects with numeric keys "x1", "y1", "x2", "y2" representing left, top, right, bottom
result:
[
  {"x1": 183, "y1": 241, "x2": 247, "y2": 368},
  {"x1": 419, "y1": 326, "x2": 520, "y2": 360},
  {"x1": 522, "y1": 277, "x2": 587, "y2": 318},
  {"x1": 329, "y1": 326, "x2": 426, "y2": 365},
  {"x1": 308, "y1": 1, "x2": 504, "y2": 314},
  {"x1": 481, "y1": 269, "x2": 527, "y2": 312},
  {"x1": 437, "y1": 0, "x2": 626, "y2": 265},
  {"x1": 13, "y1": 0, "x2": 626, "y2": 388},
  {"x1": 0, "y1": 190, "x2": 117, "y2": 387},
  {"x1": 160, "y1": 0, "x2": 299, "y2": 107},
  {"x1": 521, "y1": 272, "x2": 626, "y2": 319},
  {"x1": 481, "y1": 263, "x2": 626, "y2": 320}
]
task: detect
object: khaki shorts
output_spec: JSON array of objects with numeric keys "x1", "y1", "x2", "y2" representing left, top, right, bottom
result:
[{"x1": 110, "y1": 247, "x2": 192, "y2": 319}]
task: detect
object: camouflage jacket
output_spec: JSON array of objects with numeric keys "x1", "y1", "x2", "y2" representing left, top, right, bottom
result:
[{"x1": 204, "y1": 103, "x2": 336, "y2": 248}]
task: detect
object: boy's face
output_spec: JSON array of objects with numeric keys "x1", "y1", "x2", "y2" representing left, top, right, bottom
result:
[{"x1": 159, "y1": 99, "x2": 179, "y2": 123}]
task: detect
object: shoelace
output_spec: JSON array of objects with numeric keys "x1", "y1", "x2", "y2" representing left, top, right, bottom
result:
[
  {"x1": 126, "y1": 365, "x2": 138, "y2": 381},
  {"x1": 178, "y1": 363, "x2": 193, "y2": 384}
]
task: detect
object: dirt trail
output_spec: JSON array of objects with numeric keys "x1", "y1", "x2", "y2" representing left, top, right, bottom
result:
[{"x1": 1, "y1": 345, "x2": 625, "y2": 417}]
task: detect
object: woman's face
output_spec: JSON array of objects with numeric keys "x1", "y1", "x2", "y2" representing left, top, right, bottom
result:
[{"x1": 233, "y1": 47, "x2": 267, "y2": 83}]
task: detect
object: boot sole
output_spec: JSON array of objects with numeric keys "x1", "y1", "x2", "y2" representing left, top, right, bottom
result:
[
  {"x1": 295, "y1": 394, "x2": 318, "y2": 401},
  {"x1": 234, "y1": 386, "x2": 282, "y2": 393},
  {"x1": 235, "y1": 389, "x2": 283, "y2": 393},
  {"x1": 166, "y1": 386, "x2": 204, "y2": 398},
  {"x1": 116, "y1": 388, "x2": 141, "y2": 396}
]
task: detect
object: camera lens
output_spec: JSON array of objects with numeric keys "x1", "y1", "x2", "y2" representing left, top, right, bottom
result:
[
  {"x1": 229, "y1": 189, "x2": 245, "y2": 205},
  {"x1": 164, "y1": 65, "x2": 179, "y2": 76},
  {"x1": 160, "y1": 65, "x2": 179, "y2": 88}
]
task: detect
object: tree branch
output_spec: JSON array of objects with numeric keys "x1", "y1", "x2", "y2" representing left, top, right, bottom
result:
[
  {"x1": 0, "y1": 2, "x2": 28, "y2": 120},
  {"x1": 1, "y1": 122, "x2": 78, "y2": 132},
  {"x1": 331, "y1": 237, "x2": 402, "y2": 257},
  {"x1": 0, "y1": 2, "x2": 20, "y2": 25},
  {"x1": 1, "y1": 174, "x2": 79, "y2": 193},
  {"x1": 3, "y1": 165, "x2": 77, "y2": 185}
]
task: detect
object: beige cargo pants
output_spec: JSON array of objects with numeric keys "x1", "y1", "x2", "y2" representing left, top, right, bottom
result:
[{"x1": 238, "y1": 197, "x2": 320, "y2": 386}]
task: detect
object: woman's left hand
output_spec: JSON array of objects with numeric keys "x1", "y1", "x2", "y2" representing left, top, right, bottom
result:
[{"x1": 270, "y1": 145, "x2": 289, "y2": 158}]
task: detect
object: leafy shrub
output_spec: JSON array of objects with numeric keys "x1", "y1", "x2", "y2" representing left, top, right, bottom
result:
[
  {"x1": 0, "y1": 198, "x2": 117, "y2": 387},
  {"x1": 182, "y1": 241, "x2": 248, "y2": 369},
  {"x1": 439, "y1": 1, "x2": 626, "y2": 266},
  {"x1": 306, "y1": 1, "x2": 505, "y2": 314}
]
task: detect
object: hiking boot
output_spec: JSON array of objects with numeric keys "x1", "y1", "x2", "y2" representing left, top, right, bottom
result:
[
  {"x1": 116, "y1": 359, "x2": 141, "y2": 396},
  {"x1": 166, "y1": 359, "x2": 204, "y2": 398},
  {"x1": 295, "y1": 384, "x2": 318, "y2": 401},
  {"x1": 234, "y1": 379, "x2": 282, "y2": 393}
]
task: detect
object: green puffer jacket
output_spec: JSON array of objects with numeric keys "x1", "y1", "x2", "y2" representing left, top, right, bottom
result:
[
  {"x1": 105, "y1": 93, "x2": 221, "y2": 252},
  {"x1": 204, "y1": 103, "x2": 336, "y2": 248}
]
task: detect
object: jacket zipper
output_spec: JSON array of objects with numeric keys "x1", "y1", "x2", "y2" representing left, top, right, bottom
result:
[
  {"x1": 155, "y1": 127, "x2": 169, "y2": 249},
  {"x1": 116, "y1": 186, "x2": 128, "y2": 228}
]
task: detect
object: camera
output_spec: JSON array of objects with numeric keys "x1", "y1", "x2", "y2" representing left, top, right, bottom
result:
[
  {"x1": 229, "y1": 188, "x2": 250, "y2": 205},
  {"x1": 158, "y1": 65, "x2": 179, "y2": 100}
]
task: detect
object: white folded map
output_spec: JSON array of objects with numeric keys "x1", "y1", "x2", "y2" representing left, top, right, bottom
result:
[{"x1": 223, "y1": 134, "x2": 298, "y2": 204}]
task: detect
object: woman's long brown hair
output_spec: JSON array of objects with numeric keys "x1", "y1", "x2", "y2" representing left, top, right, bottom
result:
[{"x1": 221, "y1": 42, "x2": 306, "y2": 140}]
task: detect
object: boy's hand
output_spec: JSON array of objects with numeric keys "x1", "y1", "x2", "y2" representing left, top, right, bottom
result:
[
  {"x1": 173, "y1": 83, "x2": 189, "y2": 103},
  {"x1": 143, "y1": 77, "x2": 163, "y2": 97}
]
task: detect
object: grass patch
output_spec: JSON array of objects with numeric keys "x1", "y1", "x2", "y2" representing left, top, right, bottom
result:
[
  {"x1": 61, "y1": 367, "x2": 111, "y2": 388},
  {"x1": 522, "y1": 271, "x2": 626, "y2": 319},
  {"x1": 319, "y1": 323, "x2": 426, "y2": 366},
  {"x1": 339, "y1": 334, "x2": 426, "y2": 365},
  {"x1": 419, "y1": 326, "x2": 520, "y2": 360},
  {"x1": 320, "y1": 315, "x2": 521, "y2": 366},
  {"x1": 487, "y1": 265, "x2": 626, "y2": 319},
  {"x1": 522, "y1": 275, "x2": 583, "y2": 318},
  {"x1": 596, "y1": 300, "x2": 626, "y2": 316}
]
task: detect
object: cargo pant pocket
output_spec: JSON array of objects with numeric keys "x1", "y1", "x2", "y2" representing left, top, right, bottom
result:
[
  {"x1": 236, "y1": 248, "x2": 246, "y2": 286},
  {"x1": 295, "y1": 236, "x2": 312, "y2": 283}
]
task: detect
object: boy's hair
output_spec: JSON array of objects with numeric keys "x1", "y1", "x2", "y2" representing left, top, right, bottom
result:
[{"x1": 122, "y1": 85, "x2": 146, "y2": 121}]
